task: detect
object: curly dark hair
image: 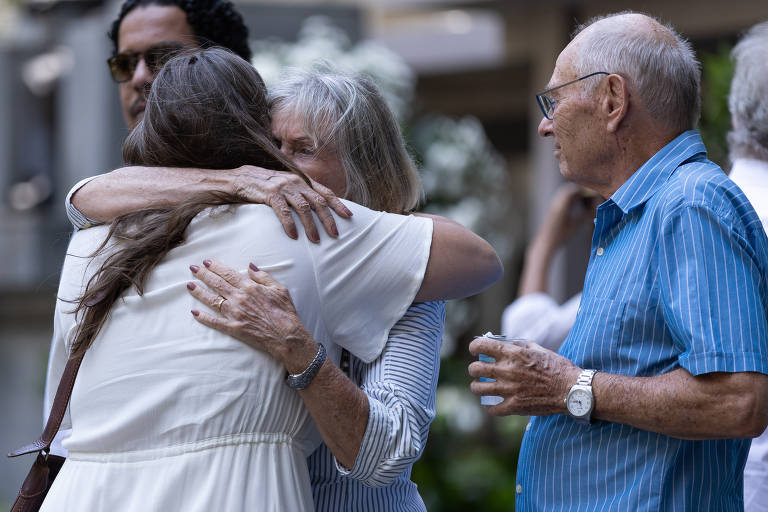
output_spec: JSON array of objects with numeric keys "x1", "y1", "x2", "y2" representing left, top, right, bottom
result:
[{"x1": 108, "y1": 0, "x2": 251, "y2": 61}]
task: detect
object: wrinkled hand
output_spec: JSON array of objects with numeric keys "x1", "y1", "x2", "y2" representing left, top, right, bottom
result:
[
  {"x1": 468, "y1": 336, "x2": 581, "y2": 416},
  {"x1": 187, "y1": 258, "x2": 317, "y2": 369},
  {"x1": 232, "y1": 165, "x2": 353, "y2": 243}
]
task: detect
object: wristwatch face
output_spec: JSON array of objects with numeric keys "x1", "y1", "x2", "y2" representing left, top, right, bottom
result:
[{"x1": 567, "y1": 388, "x2": 592, "y2": 417}]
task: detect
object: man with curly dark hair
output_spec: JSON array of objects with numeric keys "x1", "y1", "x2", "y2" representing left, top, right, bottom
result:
[{"x1": 106, "y1": 0, "x2": 251, "y2": 128}]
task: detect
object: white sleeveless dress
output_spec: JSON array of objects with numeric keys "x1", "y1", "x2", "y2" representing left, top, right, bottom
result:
[{"x1": 41, "y1": 201, "x2": 431, "y2": 511}]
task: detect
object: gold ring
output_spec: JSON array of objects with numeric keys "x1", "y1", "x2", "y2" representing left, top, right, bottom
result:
[{"x1": 213, "y1": 295, "x2": 226, "y2": 312}]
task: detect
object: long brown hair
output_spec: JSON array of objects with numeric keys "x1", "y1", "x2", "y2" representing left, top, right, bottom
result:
[{"x1": 69, "y1": 47, "x2": 305, "y2": 356}]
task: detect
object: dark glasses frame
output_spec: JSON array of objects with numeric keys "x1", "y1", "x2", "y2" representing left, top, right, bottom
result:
[
  {"x1": 106, "y1": 43, "x2": 185, "y2": 83},
  {"x1": 535, "y1": 71, "x2": 611, "y2": 120}
]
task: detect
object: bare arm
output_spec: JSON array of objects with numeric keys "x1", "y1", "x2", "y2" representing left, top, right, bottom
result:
[
  {"x1": 415, "y1": 213, "x2": 503, "y2": 302},
  {"x1": 593, "y1": 369, "x2": 768, "y2": 439},
  {"x1": 519, "y1": 183, "x2": 599, "y2": 295},
  {"x1": 69, "y1": 165, "x2": 351, "y2": 242},
  {"x1": 468, "y1": 337, "x2": 768, "y2": 439},
  {"x1": 73, "y1": 167, "x2": 501, "y2": 298}
]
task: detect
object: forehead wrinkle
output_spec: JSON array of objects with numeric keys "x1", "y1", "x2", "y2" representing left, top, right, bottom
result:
[{"x1": 117, "y1": 6, "x2": 196, "y2": 52}]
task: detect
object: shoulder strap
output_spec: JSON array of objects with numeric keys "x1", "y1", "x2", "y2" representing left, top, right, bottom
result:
[{"x1": 8, "y1": 353, "x2": 85, "y2": 458}]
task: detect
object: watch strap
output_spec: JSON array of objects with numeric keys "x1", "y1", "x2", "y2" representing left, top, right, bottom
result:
[
  {"x1": 576, "y1": 369, "x2": 598, "y2": 387},
  {"x1": 286, "y1": 344, "x2": 326, "y2": 390}
]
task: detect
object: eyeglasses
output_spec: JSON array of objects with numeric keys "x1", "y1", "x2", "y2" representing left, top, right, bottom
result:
[
  {"x1": 535, "y1": 71, "x2": 610, "y2": 120},
  {"x1": 107, "y1": 44, "x2": 185, "y2": 83}
]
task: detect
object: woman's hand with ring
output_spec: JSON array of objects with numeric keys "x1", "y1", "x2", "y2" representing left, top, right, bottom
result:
[
  {"x1": 212, "y1": 295, "x2": 226, "y2": 311},
  {"x1": 187, "y1": 259, "x2": 317, "y2": 369}
]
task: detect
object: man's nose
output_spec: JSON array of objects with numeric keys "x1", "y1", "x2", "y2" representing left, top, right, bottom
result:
[
  {"x1": 130, "y1": 57, "x2": 153, "y2": 91},
  {"x1": 538, "y1": 116, "x2": 553, "y2": 137}
]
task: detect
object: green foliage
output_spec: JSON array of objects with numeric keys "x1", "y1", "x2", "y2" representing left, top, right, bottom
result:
[
  {"x1": 414, "y1": 413, "x2": 527, "y2": 511},
  {"x1": 412, "y1": 356, "x2": 524, "y2": 511},
  {"x1": 699, "y1": 43, "x2": 735, "y2": 169}
]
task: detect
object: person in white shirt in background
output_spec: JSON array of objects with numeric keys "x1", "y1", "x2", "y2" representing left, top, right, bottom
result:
[{"x1": 727, "y1": 20, "x2": 768, "y2": 512}]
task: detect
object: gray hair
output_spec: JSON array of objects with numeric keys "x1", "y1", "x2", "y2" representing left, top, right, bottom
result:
[
  {"x1": 728, "y1": 21, "x2": 768, "y2": 161},
  {"x1": 572, "y1": 12, "x2": 701, "y2": 134},
  {"x1": 269, "y1": 67, "x2": 423, "y2": 213}
]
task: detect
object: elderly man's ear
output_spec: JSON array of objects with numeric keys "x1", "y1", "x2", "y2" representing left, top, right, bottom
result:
[{"x1": 602, "y1": 74, "x2": 629, "y2": 133}]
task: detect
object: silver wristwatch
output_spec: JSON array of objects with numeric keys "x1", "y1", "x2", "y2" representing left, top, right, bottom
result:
[{"x1": 565, "y1": 369, "x2": 598, "y2": 424}]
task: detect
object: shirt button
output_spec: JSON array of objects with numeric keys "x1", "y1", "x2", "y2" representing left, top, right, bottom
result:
[
  {"x1": 516, "y1": 484, "x2": 523, "y2": 494},
  {"x1": 596, "y1": 247, "x2": 605, "y2": 256}
]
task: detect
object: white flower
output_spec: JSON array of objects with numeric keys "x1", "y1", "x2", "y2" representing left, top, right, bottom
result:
[{"x1": 250, "y1": 16, "x2": 416, "y2": 121}]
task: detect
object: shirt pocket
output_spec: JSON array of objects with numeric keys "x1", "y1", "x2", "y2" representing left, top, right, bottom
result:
[
  {"x1": 560, "y1": 297, "x2": 625, "y2": 371},
  {"x1": 616, "y1": 299, "x2": 679, "y2": 376}
]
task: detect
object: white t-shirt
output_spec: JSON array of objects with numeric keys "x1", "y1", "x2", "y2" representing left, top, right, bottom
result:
[{"x1": 42, "y1": 200, "x2": 432, "y2": 511}]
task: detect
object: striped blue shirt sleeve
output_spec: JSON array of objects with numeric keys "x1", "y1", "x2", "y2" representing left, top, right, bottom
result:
[
  {"x1": 333, "y1": 301, "x2": 445, "y2": 487},
  {"x1": 659, "y1": 200, "x2": 768, "y2": 375},
  {"x1": 65, "y1": 175, "x2": 102, "y2": 230}
]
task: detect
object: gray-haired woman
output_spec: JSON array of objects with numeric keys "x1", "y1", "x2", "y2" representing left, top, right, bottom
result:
[{"x1": 60, "y1": 62, "x2": 501, "y2": 510}]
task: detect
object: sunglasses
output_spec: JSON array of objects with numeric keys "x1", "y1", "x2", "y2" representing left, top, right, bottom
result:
[{"x1": 107, "y1": 44, "x2": 185, "y2": 83}]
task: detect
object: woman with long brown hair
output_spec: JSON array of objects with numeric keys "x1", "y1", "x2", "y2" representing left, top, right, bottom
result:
[{"x1": 42, "y1": 47, "x2": 500, "y2": 511}]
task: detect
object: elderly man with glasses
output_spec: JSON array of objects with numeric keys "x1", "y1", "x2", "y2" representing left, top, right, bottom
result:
[{"x1": 470, "y1": 11, "x2": 768, "y2": 511}]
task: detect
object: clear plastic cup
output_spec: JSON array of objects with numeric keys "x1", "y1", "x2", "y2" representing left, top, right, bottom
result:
[{"x1": 476, "y1": 333, "x2": 526, "y2": 406}]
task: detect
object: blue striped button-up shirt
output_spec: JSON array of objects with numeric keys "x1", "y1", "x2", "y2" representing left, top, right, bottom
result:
[
  {"x1": 308, "y1": 301, "x2": 445, "y2": 512},
  {"x1": 516, "y1": 131, "x2": 768, "y2": 511}
]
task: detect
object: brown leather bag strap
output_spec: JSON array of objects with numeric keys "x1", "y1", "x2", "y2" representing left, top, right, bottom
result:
[{"x1": 8, "y1": 353, "x2": 85, "y2": 458}]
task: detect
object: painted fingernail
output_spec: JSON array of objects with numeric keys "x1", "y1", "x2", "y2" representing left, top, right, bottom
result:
[
  {"x1": 190, "y1": 265, "x2": 199, "y2": 273},
  {"x1": 344, "y1": 207, "x2": 353, "y2": 216},
  {"x1": 331, "y1": 225, "x2": 339, "y2": 237},
  {"x1": 187, "y1": 282, "x2": 196, "y2": 291},
  {"x1": 203, "y1": 259, "x2": 212, "y2": 267},
  {"x1": 191, "y1": 309, "x2": 199, "y2": 317},
  {"x1": 289, "y1": 228, "x2": 298, "y2": 239},
  {"x1": 249, "y1": 263, "x2": 259, "y2": 272}
]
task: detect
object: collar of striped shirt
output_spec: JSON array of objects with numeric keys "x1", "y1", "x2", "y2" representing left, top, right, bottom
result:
[{"x1": 611, "y1": 130, "x2": 707, "y2": 214}]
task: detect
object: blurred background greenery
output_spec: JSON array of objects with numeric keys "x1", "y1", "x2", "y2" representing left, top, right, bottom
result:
[{"x1": 699, "y1": 43, "x2": 735, "y2": 169}]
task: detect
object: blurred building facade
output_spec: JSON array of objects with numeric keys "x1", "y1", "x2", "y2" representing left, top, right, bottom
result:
[{"x1": 1, "y1": 0, "x2": 767, "y2": 506}]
